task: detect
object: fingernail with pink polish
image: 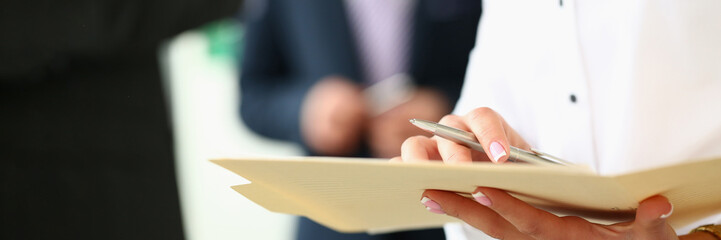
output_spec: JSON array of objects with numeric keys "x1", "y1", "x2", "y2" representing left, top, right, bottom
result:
[
  {"x1": 426, "y1": 207, "x2": 445, "y2": 214},
  {"x1": 421, "y1": 197, "x2": 445, "y2": 214},
  {"x1": 489, "y1": 142, "x2": 507, "y2": 162},
  {"x1": 660, "y1": 203, "x2": 674, "y2": 219},
  {"x1": 473, "y1": 191, "x2": 492, "y2": 207}
]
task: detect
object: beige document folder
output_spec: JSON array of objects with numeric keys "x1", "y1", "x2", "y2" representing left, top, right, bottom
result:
[{"x1": 212, "y1": 157, "x2": 721, "y2": 233}]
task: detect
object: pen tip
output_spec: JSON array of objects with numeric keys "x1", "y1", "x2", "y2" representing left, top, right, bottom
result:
[{"x1": 409, "y1": 119, "x2": 416, "y2": 124}]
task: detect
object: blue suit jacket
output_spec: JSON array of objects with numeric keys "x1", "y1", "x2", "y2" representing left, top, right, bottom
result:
[{"x1": 240, "y1": 0, "x2": 481, "y2": 154}]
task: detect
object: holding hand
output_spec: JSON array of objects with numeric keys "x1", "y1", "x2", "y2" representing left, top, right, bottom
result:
[
  {"x1": 301, "y1": 77, "x2": 368, "y2": 156},
  {"x1": 368, "y1": 88, "x2": 449, "y2": 158},
  {"x1": 393, "y1": 107, "x2": 712, "y2": 240},
  {"x1": 393, "y1": 107, "x2": 530, "y2": 164},
  {"x1": 422, "y1": 187, "x2": 683, "y2": 240},
  {"x1": 302, "y1": 76, "x2": 452, "y2": 158}
]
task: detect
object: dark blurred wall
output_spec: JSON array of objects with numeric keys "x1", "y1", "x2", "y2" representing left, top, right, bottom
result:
[{"x1": 0, "y1": 0, "x2": 240, "y2": 239}]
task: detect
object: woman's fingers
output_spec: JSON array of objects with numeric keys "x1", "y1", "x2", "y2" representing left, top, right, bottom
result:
[
  {"x1": 422, "y1": 190, "x2": 531, "y2": 240},
  {"x1": 436, "y1": 115, "x2": 477, "y2": 163},
  {"x1": 400, "y1": 107, "x2": 529, "y2": 163},
  {"x1": 463, "y1": 107, "x2": 512, "y2": 163},
  {"x1": 424, "y1": 189, "x2": 679, "y2": 240},
  {"x1": 400, "y1": 136, "x2": 441, "y2": 162},
  {"x1": 634, "y1": 195, "x2": 675, "y2": 238},
  {"x1": 471, "y1": 187, "x2": 567, "y2": 239},
  {"x1": 503, "y1": 120, "x2": 532, "y2": 151}
]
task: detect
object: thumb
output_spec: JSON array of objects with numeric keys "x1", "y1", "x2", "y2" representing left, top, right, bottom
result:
[{"x1": 634, "y1": 195, "x2": 674, "y2": 236}]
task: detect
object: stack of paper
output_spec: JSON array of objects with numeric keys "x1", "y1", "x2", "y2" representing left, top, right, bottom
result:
[{"x1": 212, "y1": 157, "x2": 721, "y2": 233}]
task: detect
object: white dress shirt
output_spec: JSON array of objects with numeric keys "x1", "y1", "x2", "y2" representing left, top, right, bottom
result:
[{"x1": 447, "y1": 0, "x2": 721, "y2": 239}]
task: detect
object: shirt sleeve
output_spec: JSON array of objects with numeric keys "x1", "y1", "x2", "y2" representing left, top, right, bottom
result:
[{"x1": 238, "y1": 0, "x2": 312, "y2": 146}]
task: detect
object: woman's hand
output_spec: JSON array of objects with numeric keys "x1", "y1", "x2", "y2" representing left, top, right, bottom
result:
[
  {"x1": 420, "y1": 187, "x2": 690, "y2": 240},
  {"x1": 392, "y1": 107, "x2": 531, "y2": 164},
  {"x1": 391, "y1": 107, "x2": 710, "y2": 240}
]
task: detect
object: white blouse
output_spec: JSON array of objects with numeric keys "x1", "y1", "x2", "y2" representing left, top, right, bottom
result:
[{"x1": 447, "y1": 0, "x2": 721, "y2": 239}]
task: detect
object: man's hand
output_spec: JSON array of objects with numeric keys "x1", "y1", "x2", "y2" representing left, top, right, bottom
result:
[
  {"x1": 301, "y1": 76, "x2": 367, "y2": 156},
  {"x1": 368, "y1": 88, "x2": 449, "y2": 158}
]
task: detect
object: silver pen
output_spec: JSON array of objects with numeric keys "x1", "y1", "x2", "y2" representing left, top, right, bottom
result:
[{"x1": 410, "y1": 119, "x2": 570, "y2": 166}]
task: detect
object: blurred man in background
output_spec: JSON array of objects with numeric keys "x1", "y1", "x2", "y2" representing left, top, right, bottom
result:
[
  {"x1": 0, "y1": 1, "x2": 238, "y2": 239},
  {"x1": 239, "y1": 0, "x2": 481, "y2": 239}
]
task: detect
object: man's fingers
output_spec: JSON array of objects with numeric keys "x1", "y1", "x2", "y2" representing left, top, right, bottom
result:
[
  {"x1": 472, "y1": 187, "x2": 564, "y2": 238},
  {"x1": 422, "y1": 190, "x2": 531, "y2": 240},
  {"x1": 400, "y1": 136, "x2": 441, "y2": 162},
  {"x1": 463, "y1": 107, "x2": 511, "y2": 163}
]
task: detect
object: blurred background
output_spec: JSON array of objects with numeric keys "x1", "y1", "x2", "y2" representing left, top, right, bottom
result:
[
  {"x1": 0, "y1": 1, "x2": 298, "y2": 239},
  {"x1": 1, "y1": 0, "x2": 478, "y2": 239},
  {"x1": 161, "y1": 20, "x2": 301, "y2": 240}
]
